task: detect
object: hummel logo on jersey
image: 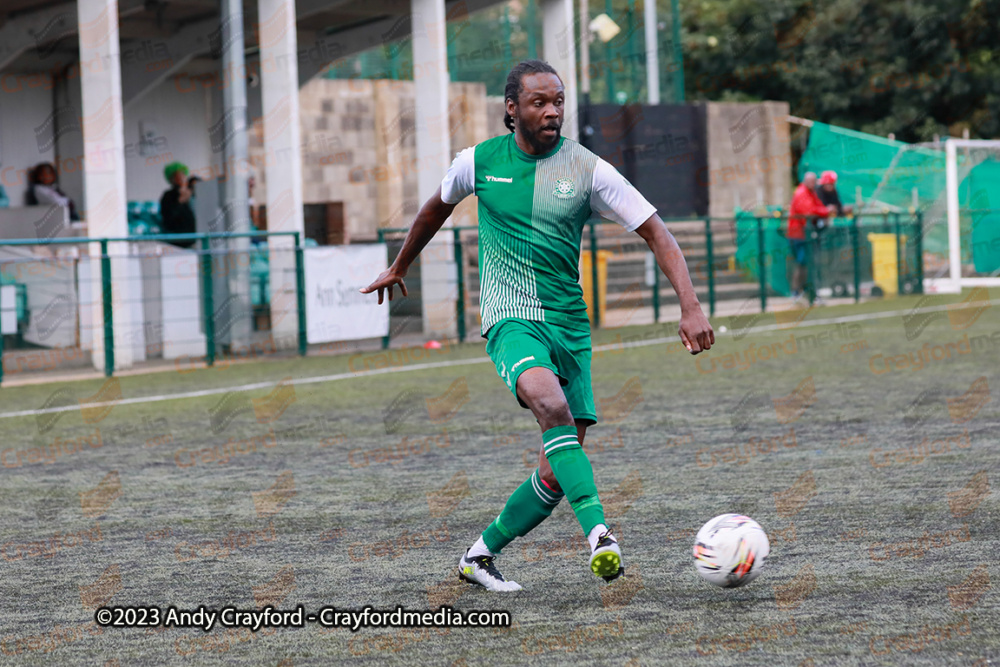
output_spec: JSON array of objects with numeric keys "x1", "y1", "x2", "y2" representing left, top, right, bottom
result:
[
  {"x1": 511, "y1": 356, "x2": 536, "y2": 373},
  {"x1": 486, "y1": 175, "x2": 513, "y2": 183}
]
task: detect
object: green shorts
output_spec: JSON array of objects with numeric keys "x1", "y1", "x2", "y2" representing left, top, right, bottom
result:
[{"x1": 485, "y1": 318, "x2": 597, "y2": 426}]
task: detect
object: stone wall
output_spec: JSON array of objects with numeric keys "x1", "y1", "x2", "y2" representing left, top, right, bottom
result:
[
  {"x1": 250, "y1": 79, "x2": 490, "y2": 241},
  {"x1": 486, "y1": 96, "x2": 507, "y2": 138},
  {"x1": 704, "y1": 101, "x2": 793, "y2": 218},
  {"x1": 248, "y1": 89, "x2": 793, "y2": 237}
]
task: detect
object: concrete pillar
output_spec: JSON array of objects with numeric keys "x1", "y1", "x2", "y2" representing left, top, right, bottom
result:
[
  {"x1": 542, "y1": 0, "x2": 579, "y2": 141},
  {"x1": 220, "y1": 0, "x2": 252, "y2": 352},
  {"x1": 258, "y1": 0, "x2": 304, "y2": 349},
  {"x1": 411, "y1": 0, "x2": 457, "y2": 339},
  {"x1": 374, "y1": 81, "x2": 407, "y2": 239},
  {"x1": 77, "y1": 0, "x2": 138, "y2": 370},
  {"x1": 644, "y1": 0, "x2": 660, "y2": 104}
]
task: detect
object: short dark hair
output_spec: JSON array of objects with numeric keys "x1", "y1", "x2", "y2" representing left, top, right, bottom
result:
[{"x1": 503, "y1": 59, "x2": 560, "y2": 133}]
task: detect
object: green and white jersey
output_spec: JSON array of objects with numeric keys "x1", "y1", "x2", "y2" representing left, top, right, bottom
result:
[{"x1": 440, "y1": 133, "x2": 656, "y2": 337}]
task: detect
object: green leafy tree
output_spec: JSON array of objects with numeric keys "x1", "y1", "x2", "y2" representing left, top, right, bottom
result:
[{"x1": 681, "y1": 0, "x2": 1000, "y2": 141}]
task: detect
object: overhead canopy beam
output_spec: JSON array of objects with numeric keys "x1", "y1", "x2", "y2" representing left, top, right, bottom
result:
[
  {"x1": 296, "y1": 15, "x2": 411, "y2": 86},
  {"x1": 8, "y1": 0, "x2": 512, "y2": 106},
  {"x1": 122, "y1": 0, "x2": 416, "y2": 107},
  {"x1": 0, "y1": 3, "x2": 77, "y2": 70},
  {"x1": 0, "y1": 0, "x2": 146, "y2": 71},
  {"x1": 293, "y1": 0, "x2": 481, "y2": 86}
]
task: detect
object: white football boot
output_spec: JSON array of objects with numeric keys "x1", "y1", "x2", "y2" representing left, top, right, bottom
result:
[
  {"x1": 590, "y1": 527, "x2": 625, "y2": 583},
  {"x1": 458, "y1": 550, "x2": 523, "y2": 592}
]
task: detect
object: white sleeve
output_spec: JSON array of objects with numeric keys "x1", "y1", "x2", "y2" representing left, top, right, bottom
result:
[
  {"x1": 440, "y1": 147, "x2": 475, "y2": 204},
  {"x1": 590, "y1": 158, "x2": 656, "y2": 232},
  {"x1": 33, "y1": 184, "x2": 71, "y2": 208}
]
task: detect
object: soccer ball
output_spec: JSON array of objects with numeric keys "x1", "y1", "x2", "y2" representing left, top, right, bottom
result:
[{"x1": 693, "y1": 514, "x2": 770, "y2": 587}]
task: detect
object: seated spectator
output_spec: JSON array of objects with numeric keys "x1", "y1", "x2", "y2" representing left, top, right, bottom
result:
[
  {"x1": 816, "y1": 170, "x2": 853, "y2": 216},
  {"x1": 160, "y1": 162, "x2": 196, "y2": 248},
  {"x1": 26, "y1": 162, "x2": 79, "y2": 221}
]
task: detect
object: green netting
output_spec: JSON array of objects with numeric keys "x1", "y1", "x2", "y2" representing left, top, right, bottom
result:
[
  {"x1": 733, "y1": 210, "x2": 791, "y2": 295},
  {"x1": 799, "y1": 123, "x2": 1000, "y2": 274}
]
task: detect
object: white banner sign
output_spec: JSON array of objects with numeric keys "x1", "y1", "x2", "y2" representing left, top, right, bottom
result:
[
  {"x1": 1, "y1": 285, "x2": 15, "y2": 335},
  {"x1": 304, "y1": 244, "x2": 390, "y2": 343}
]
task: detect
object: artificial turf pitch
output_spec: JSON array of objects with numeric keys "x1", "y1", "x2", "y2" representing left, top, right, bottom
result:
[{"x1": 0, "y1": 292, "x2": 997, "y2": 665}]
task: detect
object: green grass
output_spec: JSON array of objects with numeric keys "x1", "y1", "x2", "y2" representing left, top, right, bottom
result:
[{"x1": 0, "y1": 292, "x2": 998, "y2": 665}]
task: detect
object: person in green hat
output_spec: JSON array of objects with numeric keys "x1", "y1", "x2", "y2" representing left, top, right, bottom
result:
[{"x1": 159, "y1": 161, "x2": 196, "y2": 248}]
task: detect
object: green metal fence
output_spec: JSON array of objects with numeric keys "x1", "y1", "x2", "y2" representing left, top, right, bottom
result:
[
  {"x1": 735, "y1": 213, "x2": 925, "y2": 307},
  {"x1": 379, "y1": 213, "x2": 929, "y2": 346},
  {"x1": 0, "y1": 215, "x2": 938, "y2": 385},
  {"x1": 0, "y1": 232, "x2": 307, "y2": 386}
]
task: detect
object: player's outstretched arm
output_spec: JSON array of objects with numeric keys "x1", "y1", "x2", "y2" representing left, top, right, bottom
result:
[
  {"x1": 360, "y1": 186, "x2": 458, "y2": 305},
  {"x1": 634, "y1": 215, "x2": 714, "y2": 354}
]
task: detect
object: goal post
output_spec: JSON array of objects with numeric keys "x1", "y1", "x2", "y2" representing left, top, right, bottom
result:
[
  {"x1": 797, "y1": 123, "x2": 1000, "y2": 295},
  {"x1": 880, "y1": 138, "x2": 1000, "y2": 294},
  {"x1": 940, "y1": 139, "x2": 1000, "y2": 292}
]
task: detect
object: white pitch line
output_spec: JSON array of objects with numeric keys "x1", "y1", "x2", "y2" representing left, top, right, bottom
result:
[
  {"x1": 605, "y1": 298, "x2": 997, "y2": 350},
  {"x1": 0, "y1": 357, "x2": 494, "y2": 420},
  {"x1": 0, "y1": 298, "x2": 995, "y2": 420}
]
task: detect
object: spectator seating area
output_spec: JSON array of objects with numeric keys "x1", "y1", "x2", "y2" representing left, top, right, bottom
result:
[{"x1": 128, "y1": 201, "x2": 163, "y2": 237}]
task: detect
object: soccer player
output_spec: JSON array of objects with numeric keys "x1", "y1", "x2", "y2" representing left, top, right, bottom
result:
[{"x1": 361, "y1": 60, "x2": 714, "y2": 590}]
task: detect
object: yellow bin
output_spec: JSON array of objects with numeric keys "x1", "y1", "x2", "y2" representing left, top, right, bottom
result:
[
  {"x1": 580, "y1": 250, "x2": 612, "y2": 323},
  {"x1": 868, "y1": 233, "x2": 907, "y2": 296}
]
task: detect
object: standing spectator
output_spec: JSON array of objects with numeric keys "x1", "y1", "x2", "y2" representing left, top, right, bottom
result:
[
  {"x1": 27, "y1": 162, "x2": 79, "y2": 221},
  {"x1": 815, "y1": 170, "x2": 853, "y2": 216},
  {"x1": 787, "y1": 171, "x2": 836, "y2": 302},
  {"x1": 160, "y1": 162, "x2": 196, "y2": 248},
  {"x1": 248, "y1": 170, "x2": 266, "y2": 245}
]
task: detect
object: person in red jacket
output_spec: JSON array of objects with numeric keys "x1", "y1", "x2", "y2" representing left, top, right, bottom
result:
[{"x1": 787, "y1": 172, "x2": 836, "y2": 300}]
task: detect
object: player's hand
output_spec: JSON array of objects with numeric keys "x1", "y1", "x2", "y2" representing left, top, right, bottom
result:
[
  {"x1": 679, "y1": 308, "x2": 714, "y2": 354},
  {"x1": 359, "y1": 268, "x2": 408, "y2": 305}
]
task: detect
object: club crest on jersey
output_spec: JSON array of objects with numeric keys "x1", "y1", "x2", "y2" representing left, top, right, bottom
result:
[{"x1": 553, "y1": 178, "x2": 576, "y2": 199}]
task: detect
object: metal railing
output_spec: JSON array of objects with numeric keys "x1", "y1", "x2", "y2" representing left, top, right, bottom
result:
[
  {"x1": 378, "y1": 212, "x2": 929, "y2": 346},
  {"x1": 0, "y1": 213, "x2": 941, "y2": 384},
  {"x1": 738, "y1": 212, "x2": 925, "y2": 309},
  {"x1": 0, "y1": 232, "x2": 307, "y2": 385}
]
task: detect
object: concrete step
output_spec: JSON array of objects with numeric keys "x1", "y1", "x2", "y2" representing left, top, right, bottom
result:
[{"x1": 605, "y1": 270, "x2": 753, "y2": 290}]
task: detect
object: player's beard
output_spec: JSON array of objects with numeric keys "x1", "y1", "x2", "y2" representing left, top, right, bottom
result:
[{"x1": 521, "y1": 122, "x2": 561, "y2": 154}]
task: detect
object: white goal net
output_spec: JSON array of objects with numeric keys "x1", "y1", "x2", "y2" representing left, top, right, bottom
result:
[{"x1": 873, "y1": 139, "x2": 1000, "y2": 293}]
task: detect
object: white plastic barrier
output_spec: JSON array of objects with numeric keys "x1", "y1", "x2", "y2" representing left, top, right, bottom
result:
[{"x1": 159, "y1": 252, "x2": 207, "y2": 359}]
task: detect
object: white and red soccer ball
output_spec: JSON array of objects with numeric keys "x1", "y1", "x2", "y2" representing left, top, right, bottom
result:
[{"x1": 693, "y1": 514, "x2": 770, "y2": 588}]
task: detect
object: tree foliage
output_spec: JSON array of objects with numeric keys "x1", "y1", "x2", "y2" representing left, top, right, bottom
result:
[
  {"x1": 326, "y1": 0, "x2": 999, "y2": 141},
  {"x1": 681, "y1": 0, "x2": 1000, "y2": 141}
]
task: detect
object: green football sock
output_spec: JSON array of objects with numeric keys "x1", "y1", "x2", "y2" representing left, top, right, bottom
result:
[
  {"x1": 541, "y1": 424, "x2": 606, "y2": 537},
  {"x1": 481, "y1": 468, "x2": 565, "y2": 554}
]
